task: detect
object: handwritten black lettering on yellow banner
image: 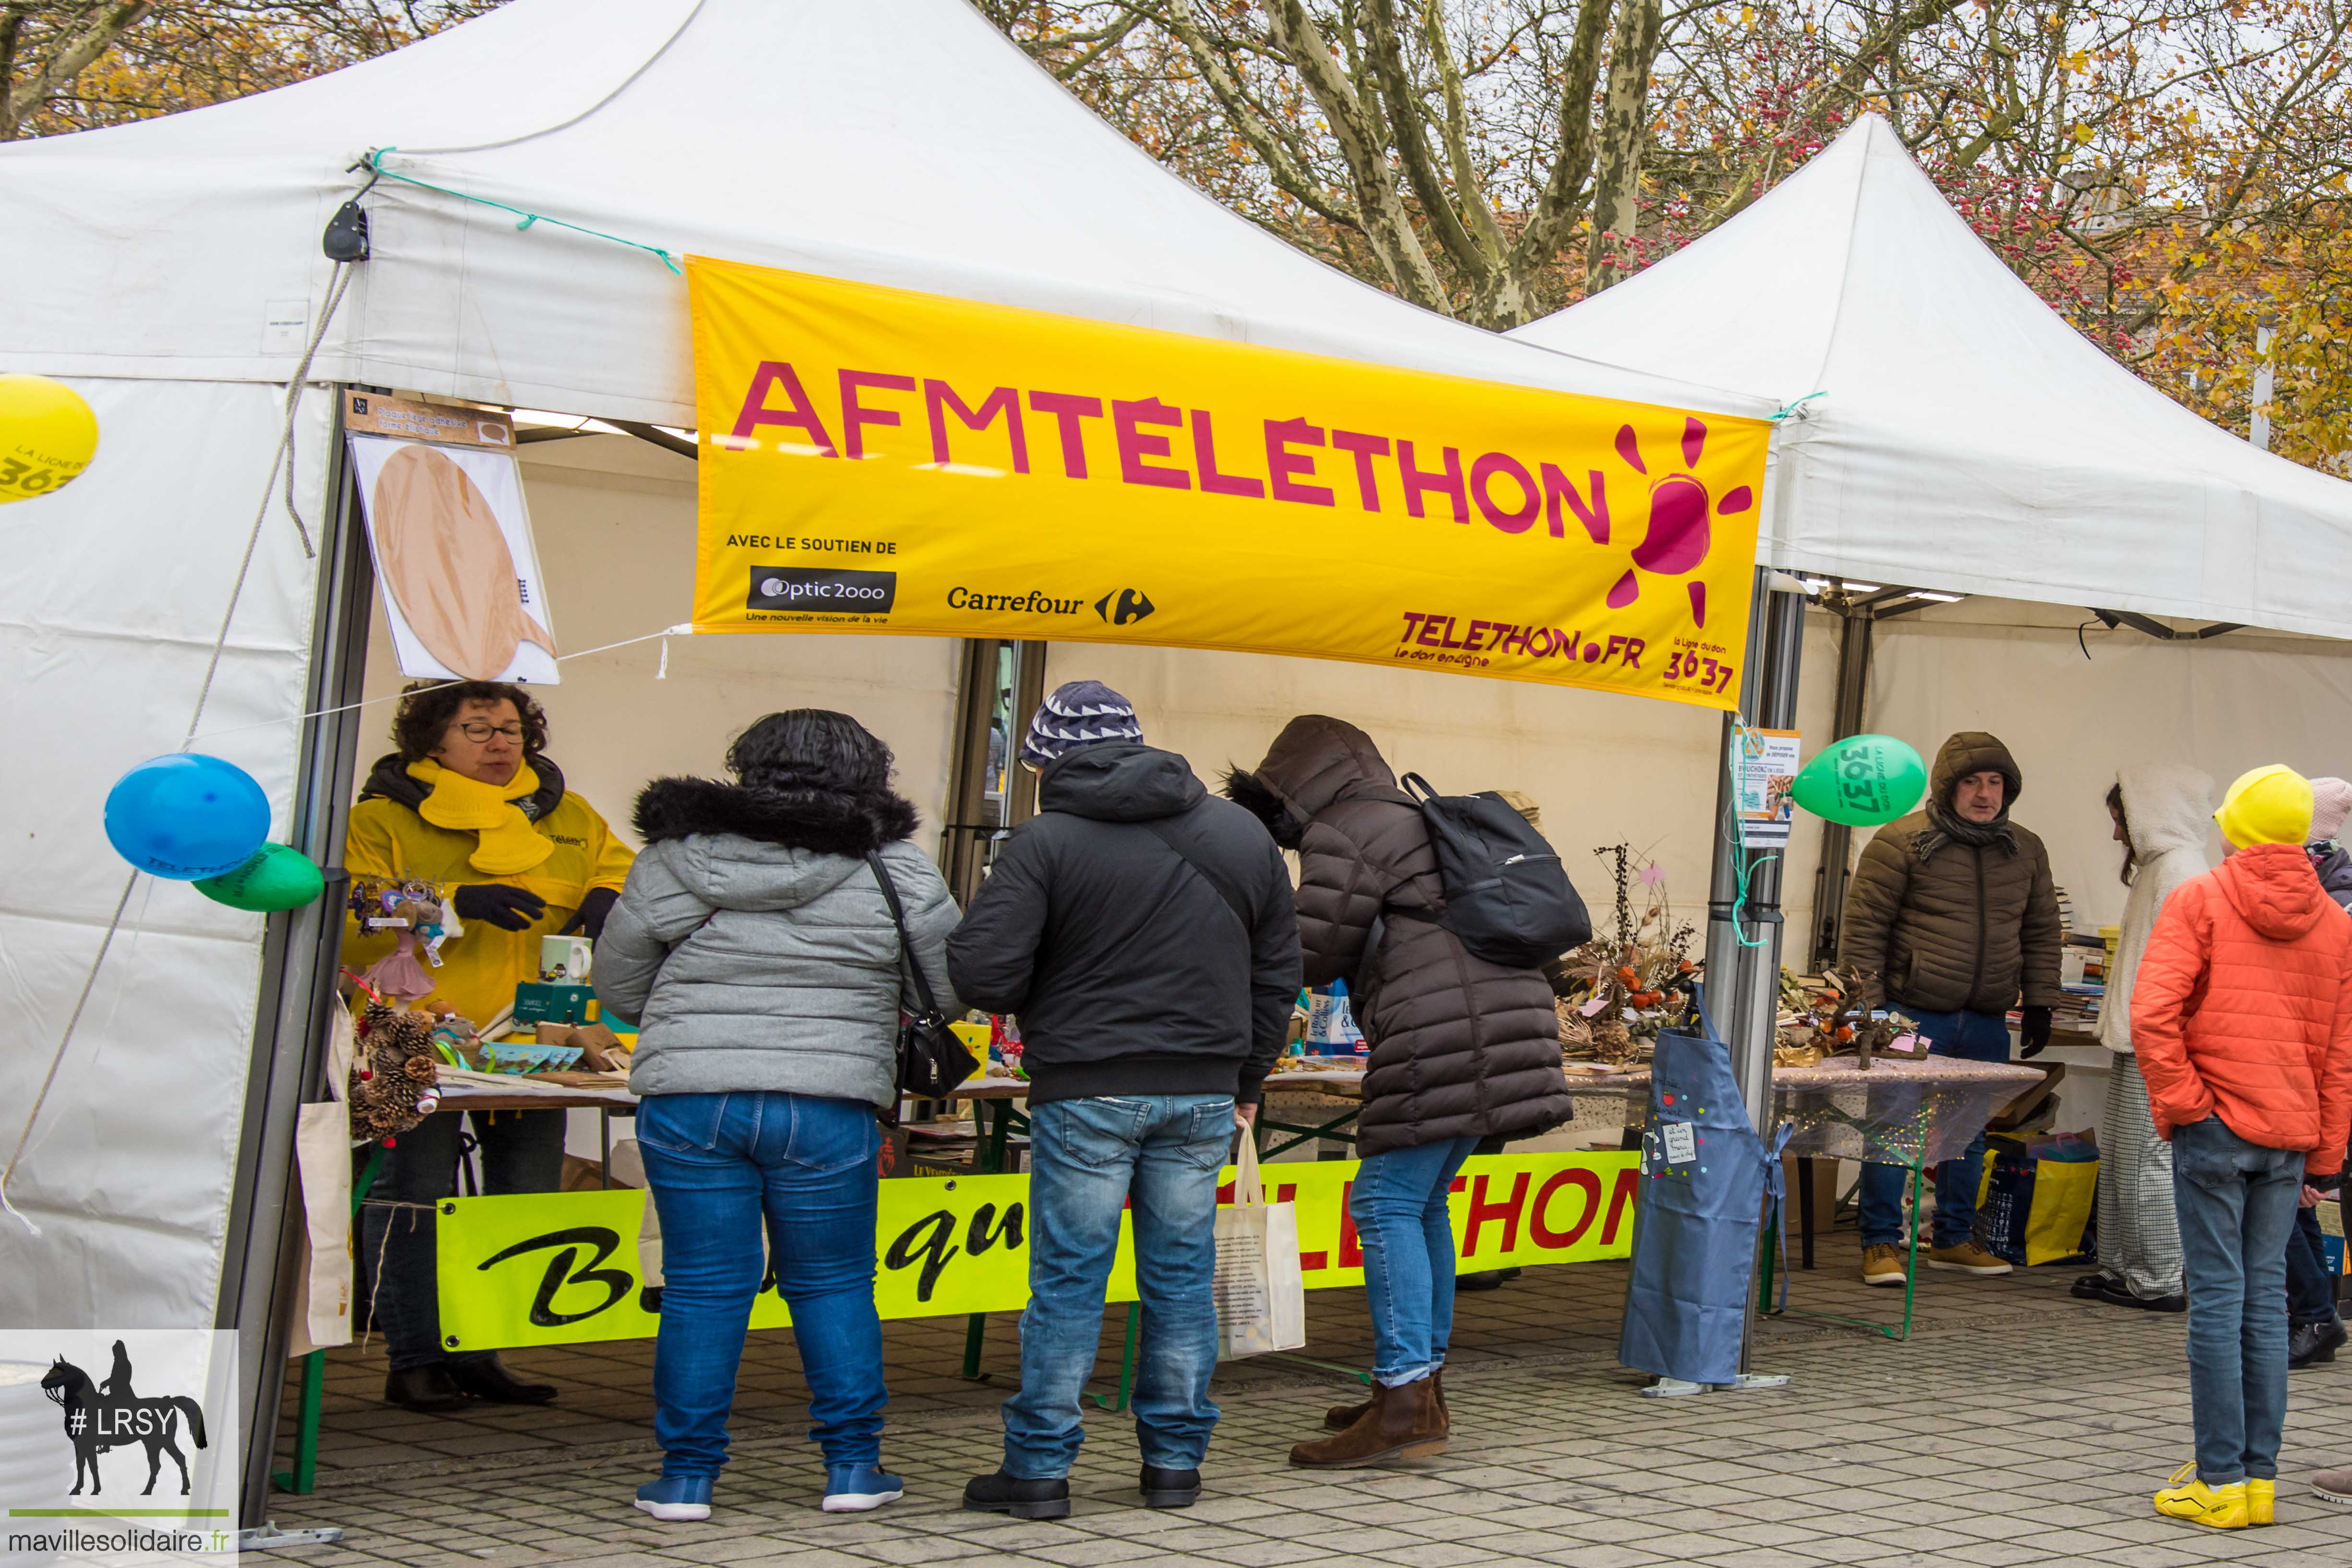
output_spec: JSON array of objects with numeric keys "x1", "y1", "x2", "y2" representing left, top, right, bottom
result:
[
  {"x1": 435, "y1": 1154, "x2": 1640, "y2": 1351},
  {"x1": 688, "y1": 256, "x2": 1768, "y2": 710}
]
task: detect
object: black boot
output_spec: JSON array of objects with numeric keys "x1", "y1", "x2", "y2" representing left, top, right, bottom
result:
[
  {"x1": 445, "y1": 1353, "x2": 558, "y2": 1404},
  {"x1": 963, "y1": 1470, "x2": 1071, "y2": 1520},
  {"x1": 2291, "y1": 1317, "x2": 2348, "y2": 1369},
  {"x1": 1455, "y1": 1271, "x2": 1507, "y2": 1291},
  {"x1": 383, "y1": 1364, "x2": 470, "y2": 1413},
  {"x1": 1140, "y1": 1465, "x2": 1200, "y2": 1508}
]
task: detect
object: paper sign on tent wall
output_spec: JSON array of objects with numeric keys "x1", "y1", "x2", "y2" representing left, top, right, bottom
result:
[
  {"x1": 688, "y1": 257, "x2": 1771, "y2": 710},
  {"x1": 344, "y1": 393, "x2": 560, "y2": 683}
]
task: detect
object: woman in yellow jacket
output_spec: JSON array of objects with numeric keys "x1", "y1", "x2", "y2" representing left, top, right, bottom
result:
[{"x1": 345, "y1": 680, "x2": 633, "y2": 1412}]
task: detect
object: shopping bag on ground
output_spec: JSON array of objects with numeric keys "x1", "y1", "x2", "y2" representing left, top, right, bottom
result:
[{"x1": 1213, "y1": 1137, "x2": 1306, "y2": 1358}]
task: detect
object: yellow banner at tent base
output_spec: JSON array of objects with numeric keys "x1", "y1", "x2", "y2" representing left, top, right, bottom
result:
[
  {"x1": 689, "y1": 257, "x2": 1769, "y2": 710},
  {"x1": 436, "y1": 1153, "x2": 1640, "y2": 1351}
]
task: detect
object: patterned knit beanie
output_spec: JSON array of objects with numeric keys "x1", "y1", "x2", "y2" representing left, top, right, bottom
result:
[
  {"x1": 1019, "y1": 680, "x2": 1143, "y2": 769},
  {"x1": 2310, "y1": 776, "x2": 2352, "y2": 844}
]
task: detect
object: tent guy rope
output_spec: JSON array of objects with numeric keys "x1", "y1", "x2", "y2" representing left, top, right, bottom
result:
[{"x1": 365, "y1": 148, "x2": 684, "y2": 274}]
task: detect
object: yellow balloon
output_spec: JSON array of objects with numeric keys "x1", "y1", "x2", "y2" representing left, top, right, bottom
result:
[{"x1": 0, "y1": 374, "x2": 99, "y2": 504}]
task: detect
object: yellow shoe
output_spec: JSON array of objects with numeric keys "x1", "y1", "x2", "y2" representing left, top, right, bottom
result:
[
  {"x1": 2247, "y1": 1477, "x2": 2274, "y2": 1525},
  {"x1": 2155, "y1": 1462, "x2": 2249, "y2": 1529}
]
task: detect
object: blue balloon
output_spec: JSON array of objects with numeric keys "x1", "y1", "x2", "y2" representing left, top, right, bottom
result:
[{"x1": 104, "y1": 753, "x2": 271, "y2": 880}]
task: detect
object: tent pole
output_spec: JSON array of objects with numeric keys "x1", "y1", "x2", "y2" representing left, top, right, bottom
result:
[
  {"x1": 1728, "y1": 580, "x2": 1807, "y2": 1133},
  {"x1": 1701, "y1": 571, "x2": 1773, "y2": 1048},
  {"x1": 1807, "y1": 604, "x2": 1874, "y2": 967},
  {"x1": 1715, "y1": 570, "x2": 1806, "y2": 1383},
  {"x1": 218, "y1": 403, "x2": 373, "y2": 1531}
]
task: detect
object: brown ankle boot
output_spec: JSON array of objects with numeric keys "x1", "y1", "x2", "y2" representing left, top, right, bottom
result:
[
  {"x1": 1291, "y1": 1376, "x2": 1447, "y2": 1467},
  {"x1": 1326, "y1": 1368, "x2": 1445, "y2": 1430}
]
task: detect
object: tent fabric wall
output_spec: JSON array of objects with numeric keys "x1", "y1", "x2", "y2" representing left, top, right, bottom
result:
[
  {"x1": 1862, "y1": 601, "x2": 2352, "y2": 937},
  {"x1": 0, "y1": 379, "x2": 332, "y2": 1326},
  {"x1": 356, "y1": 435, "x2": 963, "y2": 852},
  {"x1": 1848, "y1": 598, "x2": 2352, "y2": 1132}
]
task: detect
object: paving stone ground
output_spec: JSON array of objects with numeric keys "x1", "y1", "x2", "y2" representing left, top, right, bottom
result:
[{"x1": 265, "y1": 1254, "x2": 2352, "y2": 1567}]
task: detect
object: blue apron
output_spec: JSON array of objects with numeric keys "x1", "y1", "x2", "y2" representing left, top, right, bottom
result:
[{"x1": 1618, "y1": 999, "x2": 1789, "y2": 1386}]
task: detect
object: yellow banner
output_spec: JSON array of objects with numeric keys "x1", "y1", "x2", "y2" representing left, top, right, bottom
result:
[
  {"x1": 689, "y1": 257, "x2": 1768, "y2": 709},
  {"x1": 435, "y1": 1153, "x2": 1640, "y2": 1351}
]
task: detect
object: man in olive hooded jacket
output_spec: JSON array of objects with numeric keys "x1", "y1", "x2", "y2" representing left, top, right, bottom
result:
[{"x1": 1838, "y1": 732, "x2": 2063, "y2": 1284}]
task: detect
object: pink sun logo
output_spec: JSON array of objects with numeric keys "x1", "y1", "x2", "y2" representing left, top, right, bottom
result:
[{"x1": 1603, "y1": 417, "x2": 1755, "y2": 627}]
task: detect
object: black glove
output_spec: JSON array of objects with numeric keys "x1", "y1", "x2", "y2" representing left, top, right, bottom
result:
[
  {"x1": 452, "y1": 883, "x2": 548, "y2": 932},
  {"x1": 561, "y1": 887, "x2": 618, "y2": 941},
  {"x1": 2018, "y1": 1004, "x2": 2054, "y2": 1059}
]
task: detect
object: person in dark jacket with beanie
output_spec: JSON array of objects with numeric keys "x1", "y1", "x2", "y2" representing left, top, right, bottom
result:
[
  {"x1": 949, "y1": 681, "x2": 1300, "y2": 1519},
  {"x1": 1838, "y1": 731, "x2": 2062, "y2": 1286},
  {"x1": 1227, "y1": 715, "x2": 1572, "y2": 1469}
]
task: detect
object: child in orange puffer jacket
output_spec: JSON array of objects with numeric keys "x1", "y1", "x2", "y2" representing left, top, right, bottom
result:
[{"x1": 2132, "y1": 764, "x2": 2352, "y2": 1532}]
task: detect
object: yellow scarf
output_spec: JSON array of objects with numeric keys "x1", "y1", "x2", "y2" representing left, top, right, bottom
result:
[{"x1": 408, "y1": 758, "x2": 555, "y2": 877}]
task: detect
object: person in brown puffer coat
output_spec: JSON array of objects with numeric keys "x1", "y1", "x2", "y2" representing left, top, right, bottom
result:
[
  {"x1": 1226, "y1": 715, "x2": 1572, "y2": 1470},
  {"x1": 1837, "y1": 731, "x2": 2063, "y2": 1286}
]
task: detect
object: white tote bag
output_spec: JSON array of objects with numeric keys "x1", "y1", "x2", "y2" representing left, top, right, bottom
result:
[
  {"x1": 288, "y1": 1100, "x2": 355, "y2": 1355},
  {"x1": 1212, "y1": 1137, "x2": 1307, "y2": 1358}
]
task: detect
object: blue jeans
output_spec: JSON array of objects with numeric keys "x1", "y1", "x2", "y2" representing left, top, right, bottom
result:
[
  {"x1": 1004, "y1": 1094, "x2": 1230, "y2": 1479},
  {"x1": 2286, "y1": 1204, "x2": 2339, "y2": 1327},
  {"x1": 1857, "y1": 1007, "x2": 2012, "y2": 1248},
  {"x1": 2172, "y1": 1113, "x2": 2302, "y2": 1485},
  {"x1": 1352, "y1": 1136, "x2": 1482, "y2": 1386},
  {"x1": 635, "y1": 1092, "x2": 885, "y2": 1476}
]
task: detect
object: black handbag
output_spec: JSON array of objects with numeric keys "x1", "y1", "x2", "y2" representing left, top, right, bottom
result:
[{"x1": 867, "y1": 851, "x2": 977, "y2": 1119}]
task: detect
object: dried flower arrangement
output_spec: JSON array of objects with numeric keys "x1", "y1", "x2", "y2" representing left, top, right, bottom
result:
[
  {"x1": 1775, "y1": 969, "x2": 1921, "y2": 1068},
  {"x1": 1555, "y1": 844, "x2": 1700, "y2": 1066}
]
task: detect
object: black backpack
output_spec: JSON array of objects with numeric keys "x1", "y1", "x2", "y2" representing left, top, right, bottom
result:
[{"x1": 1398, "y1": 772, "x2": 1591, "y2": 969}]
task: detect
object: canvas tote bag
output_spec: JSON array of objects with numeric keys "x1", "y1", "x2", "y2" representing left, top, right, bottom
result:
[{"x1": 1212, "y1": 1136, "x2": 1307, "y2": 1358}]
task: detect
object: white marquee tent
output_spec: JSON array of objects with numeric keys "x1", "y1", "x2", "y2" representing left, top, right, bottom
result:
[
  {"x1": 1512, "y1": 113, "x2": 2352, "y2": 639},
  {"x1": 0, "y1": 0, "x2": 1765, "y2": 1375}
]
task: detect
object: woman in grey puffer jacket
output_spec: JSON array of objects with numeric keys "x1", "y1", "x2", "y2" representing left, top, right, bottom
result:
[{"x1": 595, "y1": 711, "x2": 957, "y2": 1523}]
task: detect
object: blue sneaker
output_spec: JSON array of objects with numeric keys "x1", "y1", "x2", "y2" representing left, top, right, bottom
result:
[
  {"x1": 633, "y1": 1475, "x2": 712, "y2": 1522},
  {"x1": 822, "y1": 1464, "x2": 905, "y2": 1513}
]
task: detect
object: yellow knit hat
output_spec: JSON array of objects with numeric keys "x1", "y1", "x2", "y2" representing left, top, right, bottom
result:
[{"x1": 2215, "y1": 764, "x2": 2315, "y2": 849}]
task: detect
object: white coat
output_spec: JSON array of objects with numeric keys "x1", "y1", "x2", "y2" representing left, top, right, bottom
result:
[{"x1": 2099, "y1": 762, "x2": 2216, "y2": 1053}]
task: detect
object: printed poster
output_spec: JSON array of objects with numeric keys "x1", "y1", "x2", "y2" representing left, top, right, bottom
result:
[
  {"x1": 1737, "y1": 727, "x2": 1803, "y2": 847},
  {"x1": 344, "y1": 393, "x2": 559, "y2": 684}
]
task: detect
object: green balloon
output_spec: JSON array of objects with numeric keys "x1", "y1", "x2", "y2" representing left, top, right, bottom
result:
[
  {"x1": 1790, "y1": 734, "x2": 1928, "y2": 826},
  {"x1": 196, "y1": 842, "x2": 326, "y2": 912}
]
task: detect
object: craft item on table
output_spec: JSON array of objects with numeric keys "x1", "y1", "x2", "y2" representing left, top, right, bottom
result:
[
  {"x1": 512, "y1": 980, "x2": 595, "y2": 1026},
  {"x1": 1555, "y1": 844, "x2": 1698, "y2": 1065},
  {"x1": 359, "y1": 890, "x2": 452, "y2": 1002},
  {"x1": 530, "y1": 1020, "x2": 630, "y2": 1073},
  {"x1": 987, "y1": 1013, "x2": 1027, "y2": 1079},
  {"x1": 539, "y1": 934, "x2": 593, "y2": 984},
  {"x1": 1774, "y1": 967, "x2": 1919, "y2": 1069},
  {"x1": 347, "y1": 1001, "x2": 443, "y2": 1143},
  {"x1": 1304, "y1": 982, "x2": 1365, "y2": 1050}
]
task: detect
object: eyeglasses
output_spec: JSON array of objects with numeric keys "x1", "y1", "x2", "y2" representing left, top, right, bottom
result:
[{"x1": 452, "y1": 722, "x2": 525, "y2": 743}]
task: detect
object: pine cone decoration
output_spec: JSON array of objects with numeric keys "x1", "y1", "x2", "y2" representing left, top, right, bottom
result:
[{"x1": 348, "y1": 1002, "x2": 442, "y2": 1144}]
